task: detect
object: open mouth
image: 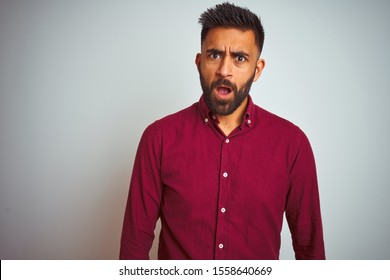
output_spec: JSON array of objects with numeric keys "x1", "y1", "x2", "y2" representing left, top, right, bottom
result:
[{"x1": 215, "y1": 85, "x2": 232, "y2": 96}]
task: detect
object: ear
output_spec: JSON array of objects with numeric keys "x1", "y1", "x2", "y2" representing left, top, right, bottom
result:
[
  {"x1": 253, "y1": 58, "x2": 265, "y2": 82},
  {"x1": 195, "y1": 53, "x2": 201, "y2": 71}
]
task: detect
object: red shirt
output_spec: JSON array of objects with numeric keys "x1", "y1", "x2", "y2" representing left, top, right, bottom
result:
[{"x1": 120, "y1": 95, "x2": 325, "y2": 260}]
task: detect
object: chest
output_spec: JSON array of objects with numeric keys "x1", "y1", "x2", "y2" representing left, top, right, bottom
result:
[{"x1": 160, "y1": 125, "x2": 292, "y2": 212}]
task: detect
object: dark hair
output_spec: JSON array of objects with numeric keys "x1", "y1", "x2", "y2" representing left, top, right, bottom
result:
[{"x1": 198, "y1": 2, "x2": 265, "y2": 54}]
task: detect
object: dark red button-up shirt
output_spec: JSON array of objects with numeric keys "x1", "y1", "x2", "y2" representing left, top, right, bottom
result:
[{"x1": 120, "y1": 95, "x2": 325, "y2": 260}]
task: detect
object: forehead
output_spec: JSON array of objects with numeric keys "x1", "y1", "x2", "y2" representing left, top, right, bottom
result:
[{"x1": 202, "y1": 27, "x2": 258, "y2": 53}]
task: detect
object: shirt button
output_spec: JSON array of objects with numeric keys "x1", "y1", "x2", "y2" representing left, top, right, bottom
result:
[
  {"x1": 247, "y1": 119, "x2": 252, "y2": 124},
  {"x1": 223, "y1": 172, "x2": 228, "y2": 178},
  {"x1": 212, "y1": 115, "x2": 217, "y2": 120},
  {"x1": 221, "y1": 208, "x2": 226, "y2": 213},
  {"x1": 225, "y1": 138, "x2": 230, "y2": 144},
  {"x1": 219, "y1": 243, "x2": 224, "y2": 249},
  {"x1": 204, "y1": 118, "x2": 209, "y2": 123}
]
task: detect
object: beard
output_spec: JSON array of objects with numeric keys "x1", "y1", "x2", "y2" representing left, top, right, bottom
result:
[{"x1": 199, "y1": 71, "x2": 255, "y2": 116}]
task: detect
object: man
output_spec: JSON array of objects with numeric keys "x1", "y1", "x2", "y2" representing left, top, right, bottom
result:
[{"x1": 120, "y1": 2, "x2": 325, "y2": 260}]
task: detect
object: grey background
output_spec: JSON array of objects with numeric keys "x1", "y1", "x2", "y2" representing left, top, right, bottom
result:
[{"x1": 1, "y1": 0, "x2": 389, "y2": 260}]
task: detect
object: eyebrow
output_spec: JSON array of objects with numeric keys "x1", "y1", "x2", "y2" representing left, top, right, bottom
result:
[
  {"x1": 232, "y1": 51, "x2": 250, "y2": 59},
  {"x1": 206, "y1": 48, "x2": 250, "y2": 58},
  {"x1": 206, "y1": 48, "x2": 223, "y2": 55}
]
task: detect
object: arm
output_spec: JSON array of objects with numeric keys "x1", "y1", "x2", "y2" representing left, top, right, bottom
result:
[
  {"x1": 119, "y1": 122, "x2": 163, "y2": 259},
  {"x1": 285, "y1": 129, "x2": 325, "y2": 260}
]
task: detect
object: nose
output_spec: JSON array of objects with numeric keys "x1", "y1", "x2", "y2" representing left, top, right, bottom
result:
[{"x1": 216, "y1": 57, "x2": 233, "y2": 78}]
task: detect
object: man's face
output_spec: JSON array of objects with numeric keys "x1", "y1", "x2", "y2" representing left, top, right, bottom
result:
[{"x1": 196, "y1": 27, "x2": 265, "y2": 116}]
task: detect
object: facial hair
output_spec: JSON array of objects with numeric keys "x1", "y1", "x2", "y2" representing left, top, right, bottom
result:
[{"x1": 199, "y1": 72, "x2": 256, "y2": 116}]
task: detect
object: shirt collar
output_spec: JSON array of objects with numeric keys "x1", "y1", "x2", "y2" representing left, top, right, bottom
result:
[{"x1": 198, "y1": 94, "x2": 255, "y2": 128}]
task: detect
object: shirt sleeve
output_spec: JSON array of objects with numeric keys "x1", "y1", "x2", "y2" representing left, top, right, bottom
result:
[
  {"x1": 119, "y1": 121, "x2": 163, "y2": 259},
  {"x1": 285, "y1": 128, "x2": 326, "y2": 260}
]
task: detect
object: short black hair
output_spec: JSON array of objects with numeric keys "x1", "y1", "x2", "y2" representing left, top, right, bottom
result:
[{"x1": 198, "y1": 2, "x2": 265, "y2": 55}]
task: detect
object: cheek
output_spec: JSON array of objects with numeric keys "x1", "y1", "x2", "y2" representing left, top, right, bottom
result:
[
  {"x1": 236, "y1": 66, "x2": 256, "y2": 83},
  {"x1": 199, "y1": 66, "x2": 216, "y2": 82}
]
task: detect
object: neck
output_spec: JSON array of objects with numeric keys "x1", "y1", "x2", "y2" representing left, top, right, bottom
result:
[{"x1": 217, "y1": 97, "x2": 248, "y2": 136}]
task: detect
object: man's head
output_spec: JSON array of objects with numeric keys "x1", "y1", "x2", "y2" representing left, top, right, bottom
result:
[
  {"x1": 196, "y1": 2, "x2": 265, "y2": 116},
  {"x1": 199, "y1": 2, "x2": 265, "y2": 56}
]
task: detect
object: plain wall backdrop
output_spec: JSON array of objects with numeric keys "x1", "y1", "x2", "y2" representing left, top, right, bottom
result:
[{"x1": 1, "y1": 0, "x2": 389, "y2": 259}]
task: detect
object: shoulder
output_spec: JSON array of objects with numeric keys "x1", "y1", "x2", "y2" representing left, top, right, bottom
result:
[
  {"x1": 253, "y1": 106, "x2": 316, "y2": 173},
  {"x1": 142, "y1": 102, "x2": 198, "y2": 136},
  {"x1": 157, "y1": 102, "x2": 198, "y2": 126},
  {"x1": 253, "y1": 105, "x2": 312, "y2": 148},
  {"x1": 254, "y1": 105, "x2": 301, "y2": 133}
]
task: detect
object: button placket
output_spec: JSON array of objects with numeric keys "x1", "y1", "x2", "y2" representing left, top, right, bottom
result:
[{"x1": 215, "y1": 133, "x2": 232, "y2": 259}]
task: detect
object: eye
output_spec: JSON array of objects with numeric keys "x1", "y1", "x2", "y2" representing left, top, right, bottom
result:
[
  {"x1": 209, "y1": 53, "x2": 221, "y2": 59},
  {"x1": 236, "y1": 55, "x2": 247, "y2": 62}
]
